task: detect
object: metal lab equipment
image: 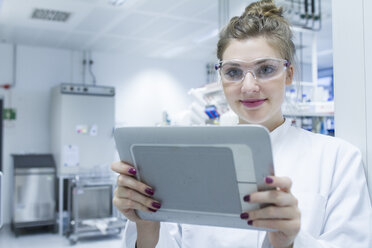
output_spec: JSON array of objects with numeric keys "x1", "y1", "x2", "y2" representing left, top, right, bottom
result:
[
  {"x1": 11, "y1": 154, "x2": 57, "y2": 236},
  {"x1": 50, "y1": 83, "x2": 117, "y2": 235},
  {"x1": 50, "y1": 83, "x2": 115, "y2": 176},
  {"x1": 66, "y1": 176, "x2": 125, "y2": 245}
]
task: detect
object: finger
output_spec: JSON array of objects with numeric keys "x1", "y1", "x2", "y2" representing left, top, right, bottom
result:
[
  {"x1": 246, "y1": 206, "x2": 300, "y2": 220},
  {"x1": 117, "y1": 174, "x2": 155, "y2": 196},
  {"x1": 265, "y1": 176, "x2": 292, "y2": 192},
  {"x1": 111, "y1": 161, "x2": 137, "y2": 176},
  {"x1": 113, "y1": 196, "x2": 156, "y2": 213},
  {"x1": 248, "y1": 219, "x2": 300, "y2": 235},
  {"x1": 115, "y1": 187, "x2": 161, "y2": 210},
  {"x1": 248, "y1": 190, "x2": 298, "y2": 207},
  {"x1": 120, "y1": 208, "x2": 142, "y2": 223}
]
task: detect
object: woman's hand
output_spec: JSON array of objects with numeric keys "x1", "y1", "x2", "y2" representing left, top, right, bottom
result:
[
  {"x1": 111, "y1": 161, "x2": 162, "y2": 224},
  {"x1": 241, "y1": 176, "x2": 300, "y2": 248}
]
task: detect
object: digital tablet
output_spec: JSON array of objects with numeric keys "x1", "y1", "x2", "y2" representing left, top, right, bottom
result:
[{"x1": 114, "y1": 125, "x2": 275, "y2": 231}]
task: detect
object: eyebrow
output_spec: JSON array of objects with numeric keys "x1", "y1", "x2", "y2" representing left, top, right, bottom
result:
[{"x1": 254, "y1": 59, "x2": 269, "y2": 65}]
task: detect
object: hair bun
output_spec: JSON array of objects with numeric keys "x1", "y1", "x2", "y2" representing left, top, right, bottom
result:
[
  {"x1": 217, "y1": 0, "x2": 295, "y2": 63},
  {"x1": 243, "y1": 0, "x2": 283, "y2": 19}
]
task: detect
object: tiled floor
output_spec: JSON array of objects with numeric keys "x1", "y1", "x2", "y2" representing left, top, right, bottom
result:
[{"x1": 0, "y1": 225, "x2": 123, "y2": 248}]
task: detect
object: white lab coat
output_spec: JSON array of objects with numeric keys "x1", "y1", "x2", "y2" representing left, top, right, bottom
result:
[{"x1": 121, "y1": 119, "x2": 372, "y2": 248}]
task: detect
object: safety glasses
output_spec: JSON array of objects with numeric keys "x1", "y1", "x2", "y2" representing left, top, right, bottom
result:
[{"x1": 215, "y1": 57, "x2": 291, "y2": 84}]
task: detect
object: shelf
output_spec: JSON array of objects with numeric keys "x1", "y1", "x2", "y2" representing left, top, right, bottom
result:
[
  {"x1": 282, "y1": 101, "x2": 334, "y2": 117},
  {"x1": 284, "y1": 112, "x2": 334, "y2": 117}
]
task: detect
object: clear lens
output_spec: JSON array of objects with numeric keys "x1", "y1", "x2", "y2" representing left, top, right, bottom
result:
[
  {"x1": 222, "y1": 65, "x2": 244, "y2": 81},
  {"x1": 255, "y1": 60, "x2": 281, "y2": 79},
  {"x1": 219, "y1": 58, "x2": 288, "y2": 83}
]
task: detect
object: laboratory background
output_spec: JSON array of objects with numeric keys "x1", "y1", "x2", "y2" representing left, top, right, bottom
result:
[{"x1": 0, "y1": 0, "x2": 371, "y2": 247}]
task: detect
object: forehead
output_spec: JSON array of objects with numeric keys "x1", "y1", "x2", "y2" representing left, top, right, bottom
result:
[{"x1": 222, "y1": 37, "x2": 282, "y2": 61}]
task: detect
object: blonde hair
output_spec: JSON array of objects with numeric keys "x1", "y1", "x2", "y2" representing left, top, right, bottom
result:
[{"x1": 217, "y1": 0, "x2": 295, "y2": 64}]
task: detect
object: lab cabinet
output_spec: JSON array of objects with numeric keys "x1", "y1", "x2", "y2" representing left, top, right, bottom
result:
[{"x1": 50, "y1": 83, "x2": 115, "y2": 176}]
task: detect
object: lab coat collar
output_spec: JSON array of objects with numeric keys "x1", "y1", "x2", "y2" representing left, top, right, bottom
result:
[{"x1": 269, "y1": 118, "x2": 292, "y2": 147}]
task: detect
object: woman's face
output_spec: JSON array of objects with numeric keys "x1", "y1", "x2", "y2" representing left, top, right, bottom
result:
[{"x1": 221, "y1": 36, "x2": 293, "y2": 131}]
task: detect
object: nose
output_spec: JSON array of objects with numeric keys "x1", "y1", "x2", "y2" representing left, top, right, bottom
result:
[{"x1": 241, "y1": 71, "x2": 260, "y2": 92}]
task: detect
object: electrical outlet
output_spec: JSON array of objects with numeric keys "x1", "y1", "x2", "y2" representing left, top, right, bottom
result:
[{"x1": 3, "y1": 108, "x2": 16, "y2": 120}]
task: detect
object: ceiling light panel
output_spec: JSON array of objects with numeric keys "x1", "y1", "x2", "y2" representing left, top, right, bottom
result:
[{"x1": 31, "y1": 8, "x2": 71, "y2": 22}]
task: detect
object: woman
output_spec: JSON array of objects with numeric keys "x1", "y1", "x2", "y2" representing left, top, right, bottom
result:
[{"x1": 111, "y1": 0, "x2": 371, "y2": 247}]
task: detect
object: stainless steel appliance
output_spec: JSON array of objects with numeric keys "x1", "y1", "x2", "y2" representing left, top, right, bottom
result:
[
  {"x1": 66, "y1": 176, "x2": 125, "y2": 245},
  {"x1": 11, "y1": 154, "x2": 56, "y2": 236}
]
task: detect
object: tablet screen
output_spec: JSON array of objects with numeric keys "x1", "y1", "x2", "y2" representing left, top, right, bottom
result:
[{"x1": 132, "y1": 145, "x2": 242, "y2": 214}]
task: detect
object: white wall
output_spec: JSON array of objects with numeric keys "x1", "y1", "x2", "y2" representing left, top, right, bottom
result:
[
  {"x1": 0, "y1": 43, "x2": 207, "y2": 224},
  {"x1": 91, "y1": 51, "x2": 206, "y2": 126},
  {"x1": 333, "y1": 0, "x2": 372, "y2": 199}
]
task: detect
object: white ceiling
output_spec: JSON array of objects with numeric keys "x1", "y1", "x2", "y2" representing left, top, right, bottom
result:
[{"x1": 0, "y1": 0, "x2": 333, "y2": 68}]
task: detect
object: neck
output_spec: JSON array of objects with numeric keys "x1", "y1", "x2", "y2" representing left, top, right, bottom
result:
[{"x1": 238, "y1": 116, "x2": 285, "y2": 132}]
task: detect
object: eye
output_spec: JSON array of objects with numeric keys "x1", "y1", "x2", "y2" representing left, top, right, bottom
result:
[
  {"x1": 224, "y1": 67, "x2": 243, "y2": 80},
  {"x1": 258, "y1": 65, "x2": 276, "y2": 76}
]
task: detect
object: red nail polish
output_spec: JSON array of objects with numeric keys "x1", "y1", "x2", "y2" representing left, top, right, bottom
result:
[
  {"x1": 148, "y1": 208, "x2": 157, "y2": 212},
  {"x1": 248, "y1": 220, "x2": 253, "y2": 225},
  {"x1": 128, "y1": 168, "x2": 136, "y2": 175},
  {"x1": 243, "y1": 195, "x2": 250, "y2": 202},
  {"x1": 152, "y1": 202, "x2": 161, "y2": 209},
  {"x1": 145, "y1": 188, "x2": 154, "y2": 196},
  {"x1": 240, "y1": 213, "x2": 249, "y2": 219},
  {"x1": 265, "y1": 177, "x2": 273, "y2": 184}
]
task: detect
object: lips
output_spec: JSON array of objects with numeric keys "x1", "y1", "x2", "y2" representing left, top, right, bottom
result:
[{"x1": 240, "y1": 99, "x2": 266, "y2": 108}]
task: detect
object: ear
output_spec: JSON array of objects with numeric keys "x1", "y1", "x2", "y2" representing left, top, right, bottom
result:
[{"x1": 285, "y1": 65, "x2": 294, "y2": 86}]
